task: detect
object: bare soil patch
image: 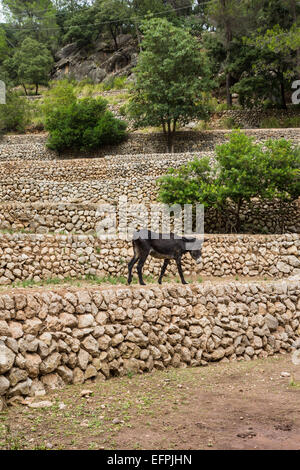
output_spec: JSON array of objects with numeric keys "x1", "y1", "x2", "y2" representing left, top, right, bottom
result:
[{"x1": 1, "y1": 354, "x2": 300, "y2": 450}]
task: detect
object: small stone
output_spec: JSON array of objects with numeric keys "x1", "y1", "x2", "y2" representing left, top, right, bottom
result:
[
  {"x1": 80, "y1": 419, "x2": 89, "y2": 427},
  {"x1": 29, "y1": 400, "x2": 53, "y2": 408},
  {"x1": 112, "y1": 418, "x2": 122, "y2": 424},
  {"x1": 80, "y1": 389, "x2": 93, "y2": 397},
  {"x1": 280, "y1": 372, "x2": 291, "y2": 377}
]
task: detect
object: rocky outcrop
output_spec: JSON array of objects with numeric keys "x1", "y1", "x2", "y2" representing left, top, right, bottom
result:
[{"x1": 53, "y1": 34, "x2": 138, "y2": 83}]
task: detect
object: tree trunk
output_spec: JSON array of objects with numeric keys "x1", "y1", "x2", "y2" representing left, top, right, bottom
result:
[
  {"x1": 222, "y1": 0, "x2": 233, "y2": 108},
  {"x1": 235, "y1": 199, "x2": 243, "y2": 233},
  {"x1": 135, "y1": 20, "x2": 142, "y2": 53},
  {"x1": 162, "y1": 119, "x2": 176, "y2": 152},
  {"x1": 22, "y1": 84, "x2": 28, "y2": 96},
  {"x1": 35, "y1": 84, "x2": 39, "y2": 95},
  {"x1": 167, "y1": 132, "x2": 174, "y2": 153},
  {"x1": 226, "y1": 71, "x2": 232, "y2": 107},
  {"x1": 166, "y1": 120, "x2": 176, "y2": 153},
  {"x1": 280, "y1": 78, "x2": 287, "y2": 110},
  {"x1": 110, "y1": 26, "x2": 118, "y2": 51},
  {"x1": 290, "y1": 0, "x2": 300, "y2": 74}
]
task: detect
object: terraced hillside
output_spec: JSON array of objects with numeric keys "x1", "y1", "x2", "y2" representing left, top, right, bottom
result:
[{"x1": 0, "y1": 128, "x2": 299, "y2": 406}]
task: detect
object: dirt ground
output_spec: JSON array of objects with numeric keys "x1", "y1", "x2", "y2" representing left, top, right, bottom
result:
[{"x1": 1, "y1": 354, "x2": 300, "y2": 450}]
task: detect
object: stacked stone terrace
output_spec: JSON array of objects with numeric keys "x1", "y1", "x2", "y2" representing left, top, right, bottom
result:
[
  {"x1": 1, "y1": 280, "x2": 300, "y2": 399},
  {"x1": 1, "y1": 129, "x2": 300, "y2": 235},
  {"x1": 0, "y1": 129, "x2": 300, "y2": 402}
]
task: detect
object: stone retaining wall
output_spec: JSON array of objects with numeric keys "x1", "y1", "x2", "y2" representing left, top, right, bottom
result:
[
  {"x1": 0, "y1": 233, "x2": 298, "y2": 286},
  {"x1": 210, "y1": 108, "x2": 300, "y2": 129},
  {"x1": 0, "y1": 153, "x2": 205, "y2": 180},
  {"x1": 1, "y1": 128, "x2": 300, "y2": 160},
  {"x1": 1, "y1": 196, "x2": 300, "y2": 235},
  {"x1": 0, "y1": 280, "x2": 299, "y2": 400},
  {"x1": 0, "y1": 176, "x2": 156, "y2": 203}
]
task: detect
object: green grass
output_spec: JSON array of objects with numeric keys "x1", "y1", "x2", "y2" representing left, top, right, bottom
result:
[
  {"x1": 260, "y1": 116, "x2": 300, "y2": 128},
  {"x1": 9, "y1": 273, "x2": 160, "y2": 289},
  {"x1": 221, "y1": 117, "x2": 242, "y2": 129}
]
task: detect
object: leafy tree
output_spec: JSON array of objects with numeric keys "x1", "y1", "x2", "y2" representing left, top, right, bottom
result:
[
  {"x1": 203, "y1": 0, "x2": 300, "y2": 108},
  {"x1": 207, "y1": 0, "x2": 254, "y2": 107},
  {"x1": 44, "y1": 96, "x2": 127, "y2": 152},
  {"x1": 2, "y1": 0, "x2": 59, "y2": 49},
  {"x1": 0, "y1": 89, "x2": 31, "y2": 133},
  {"x1": 0, "y1": 28, "x2": 9, "y2": 61},
  {"x1": 10, "y1": 37, "x2": 53, "y2": 95},
  {"x1": 241, "y1": 22, "x2": 299, "y2": 109},
  {"x1": 158, "y1": 131, "x2": 300, "y2": 232},
  {"x1": 63, "y1": 7, "x2": 99, "y2": 47},
  {"x1": 128, "y1": 17, "x2": 213, "y2": 152},
  {"x1": 93, "y1": 0, "x2": 130, "y2": 51}
]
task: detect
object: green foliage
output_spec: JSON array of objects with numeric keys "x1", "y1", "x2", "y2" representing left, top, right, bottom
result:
[
  {"x1": 0, "y1": 28, "x2": 9, "y2": 63},
  {"x1": 260, "y1": 116, "x2": 282, "y2": 128},
  {"x1": 0, "y1": 90, "x2": 30, "y2": 133},
  {"x1": 10, "y1": 38, "x2": 54, "y2": 94},
  {"x1": 260, "y1": 116, "x2": 300, "y2": 128},
  {"x1": 63, "y1": 7, "x2": 99, "y2": 47},
  {"x1": 2, "y1": 0, "x2": 58, "y2": 49},
  {"x1": 221, "y1": 117, "x2": 241, "y2": 129},
  {"x1": 44, "y1": 96, "x2": 127, "y2": 152},
  {"x1": 93, "y1": 0, "x2": 130, "y2": 50},
  {"x1": 102, "y1": 75, "x2": 128, "y2": 91},
  {"x1": 128, "y1": 17, "x2": 213, "y2": 151},
  {"x1": 284, "y1": 116, "x2": 300, "y2": 128},
  {"x1": 1, "y1": 0, "x2": 300, "y2": 113},
  {"x1": 42, "y1": 80, "x2": 77, "y2": 115},
  {"x1": 158, "y1": 130, "x2": 300, "y2": 232}
]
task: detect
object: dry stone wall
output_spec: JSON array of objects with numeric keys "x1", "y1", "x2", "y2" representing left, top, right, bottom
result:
[
  {"x1": 0, "y1": 176, "x2": 156, "y2": 204},
  {"x1": 1, "y1": 128, "x2": 300, "y2": 160},
  {"x1": 1, "y1": 147, "x2": 300, "y2": 233},
  {"x1": 0, "y1": 152, "x2": 206, "y2": 180},
  {"x1": 210, "y1": 109, "x2": 300, "y2": 129},
  {"x1": 0, "y1": 280, "x2": 300, "y2": 400},
  {"x1": 1, "y1": 198, "x2": 300, "y2": 235},
  {"x1": 0, "y1": 233, "x2": 298, "y2": 286}
]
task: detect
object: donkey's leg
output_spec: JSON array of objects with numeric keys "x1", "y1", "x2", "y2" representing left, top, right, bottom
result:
[
  {"x1": 176, "y1": 256, "x2": 188, "y2": 284},
  {"x1": 158, "y1": 259, "x2": 169, "y2": 284},
  {"x1": 137, "y1": 254, "x2": 148, "y2": 285},
  {"x1": 127, "y1": 255, "x2": 139, "y2": 285}
]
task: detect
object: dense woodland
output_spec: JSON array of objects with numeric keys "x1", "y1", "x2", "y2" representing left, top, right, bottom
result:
[{"x1": 0, "y1": 0, "x2": 299, "y2": 108}]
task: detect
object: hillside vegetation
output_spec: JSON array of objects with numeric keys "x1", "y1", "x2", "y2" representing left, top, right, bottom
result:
[{"x1": 0, "y1": 1, "x2": 300, "y2": 143}]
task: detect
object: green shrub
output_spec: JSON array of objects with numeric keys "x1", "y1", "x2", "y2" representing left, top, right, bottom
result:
[
  {"x1": 282, "y1": 116, "x2": 300, "y2": 128},
  {"x1": 0, "y1": 90, "x2": 30, "y2": 133},
  {"x1": 45, "y1": 96, "x2": 127, "y2": 152},
  {"x1": 260, "y1": 116, "x2": 300, "y2": 128},
  {"x1": 221, "y1": 117, "x2": 241, "y2": 129},
  {"x1": 42, "y1": 80, "x2": 77, "y2": 115},
  {"x1": 27, "y1": 99, "x2": 44, "y2": 131},
  {"x1": 103, "y1": 75, "x2": 128, "y2": 91},
  {"x1": 158, "y1": 130, "x2": 300, "y2": 232},
  {"x1": 260, "y1": 116, "x2": 282, "y2": 128}
]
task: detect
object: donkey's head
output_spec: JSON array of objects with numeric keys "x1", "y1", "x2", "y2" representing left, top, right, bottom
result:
[{"x1": 183, "y1": 237, "x2": 203, "y2": 264}]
